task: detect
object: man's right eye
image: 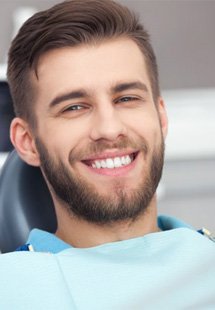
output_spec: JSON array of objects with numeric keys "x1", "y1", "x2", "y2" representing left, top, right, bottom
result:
[{"x1": 62, "y1": 105, "x2": 85, "y2": 112}]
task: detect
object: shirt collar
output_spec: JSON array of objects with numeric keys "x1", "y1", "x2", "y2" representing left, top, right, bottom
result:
[
  {"x1": 27, "y1": 215, "x2": 194, "y2": 253},
  {"x1": 27, "y1": 229, "x2": 71, "y2": 253},
  {"x1": 158, "y1": 214, "x2": 194, "y2": 231}
]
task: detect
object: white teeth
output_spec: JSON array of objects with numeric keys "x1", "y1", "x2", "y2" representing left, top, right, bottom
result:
[
  {"x1": 114, "y1": 157, "x2": 122, "y2": 168},
  {"x1": 95, "y1": 161, "x2": 101, "y2": 169},
  {"x1": 121, "y1": 156, "x2": 126, "y2": 165},
  {"x1": 106, "y1": 158, "x2": 114, "y2": 169},
  {"x1": 101, "y1": 160, "x2": 106, "y2": 168},
  {"x1": 91, "y1": 155, "x2": 134, "y2": 169},
  {"x1": 125, "y1": 155, "x2": 131, "y2": 165}
]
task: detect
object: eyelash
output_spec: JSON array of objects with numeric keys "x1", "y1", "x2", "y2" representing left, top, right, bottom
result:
[
  {"x1": 115, "y1": 96, "x2": 140, "y2": 103},
  {"x1": 62, "y1": 104, "x2": 86, "y2": 113}
]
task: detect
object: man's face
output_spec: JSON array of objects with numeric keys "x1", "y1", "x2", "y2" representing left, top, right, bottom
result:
[{"x1": 32, "y1": 38, "x2": 167, "y2": 223}]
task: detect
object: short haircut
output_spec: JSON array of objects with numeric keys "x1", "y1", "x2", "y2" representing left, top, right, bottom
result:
[{"x1": 7, "y1": 0, "x2": 160, "y2": 128}]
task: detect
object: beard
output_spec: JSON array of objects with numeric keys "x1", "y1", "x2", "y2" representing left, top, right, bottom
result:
[{"x1": 35, "y1": 134, "x2": 165, "y2": 225}]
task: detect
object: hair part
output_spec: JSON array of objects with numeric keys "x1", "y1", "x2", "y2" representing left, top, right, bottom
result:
[{"x1": 7, "y1": 0, "x2": 160, "y2": 128}]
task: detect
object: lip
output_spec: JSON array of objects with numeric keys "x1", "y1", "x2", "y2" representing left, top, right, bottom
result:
[{"x1": 80, "y1": 151, "x2": 140, "y2": 177}]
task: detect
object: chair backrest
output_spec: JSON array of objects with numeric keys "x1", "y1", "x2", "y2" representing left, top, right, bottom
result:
[
  {"x1": 0, "y1": 150, "x2": 57, "y2": 253},
  {"x1": 0, "y1": 81, "x2": 15, "y2": 152}
]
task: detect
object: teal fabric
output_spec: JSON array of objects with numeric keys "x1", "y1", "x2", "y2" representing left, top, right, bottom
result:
[
  {"x1": 25, "y1": 214, "x2": 194, "y2": 254},
  {"x1": 0, "y1": 215, "x2": 215, "y2": 309},
  {"x1": 26, "y1": 229, "x2": 70, "y2": 253}
]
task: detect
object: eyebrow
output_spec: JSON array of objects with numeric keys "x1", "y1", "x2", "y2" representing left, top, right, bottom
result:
[
  {"x1": 49, "y1": 89, "x2": 87, "y2": 107},
  {"x1": 49, "y1": 81, "x2": 149, "y2": 108},
  {"x1": 111, "y1": 81, "x2": 149, "y2": 94}
]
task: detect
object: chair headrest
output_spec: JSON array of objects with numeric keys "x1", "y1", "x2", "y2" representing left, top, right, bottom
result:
[
  {"x1": 0, "y1": 150, "x2": 56, "y2": 253},
  {"x1": 0, "y1": 82, "x2": 15, "y2": 152}
]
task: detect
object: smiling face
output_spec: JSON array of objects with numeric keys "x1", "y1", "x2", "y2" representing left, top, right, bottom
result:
[{"x1": 20, "y1": 38, "x2": 168, "y2": 223}]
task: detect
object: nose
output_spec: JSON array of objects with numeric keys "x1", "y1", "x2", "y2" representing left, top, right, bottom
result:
[{"x1": 90, "y1": 104, "x2": 127, "y2": 142}]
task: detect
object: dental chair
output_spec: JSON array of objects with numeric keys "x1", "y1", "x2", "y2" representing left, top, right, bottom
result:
[
  {"x1": 0, "y1": 81, "x2": 15, "y2": 152},
  {"x1": 0, "y1": 150, "x2": 56, "y2": 253}
]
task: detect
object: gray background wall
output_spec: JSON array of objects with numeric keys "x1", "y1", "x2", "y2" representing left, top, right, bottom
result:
[{"x1": 0, "y1": 0, "x2": 215, "y2": 90}]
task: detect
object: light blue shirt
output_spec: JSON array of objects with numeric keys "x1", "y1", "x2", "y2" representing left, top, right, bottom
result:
[{"x1": 0, "y1": 215, "x2": 214, "y2": 309}]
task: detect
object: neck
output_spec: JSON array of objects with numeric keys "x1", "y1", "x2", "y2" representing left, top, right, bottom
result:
[{"x1": 54, "y1": 196, "x2": 159, "y2": 248}]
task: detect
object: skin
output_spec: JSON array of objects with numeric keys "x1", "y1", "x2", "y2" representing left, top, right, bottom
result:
[{"x1": 11, "y1": 38, "x2": 168, "y2": 248}]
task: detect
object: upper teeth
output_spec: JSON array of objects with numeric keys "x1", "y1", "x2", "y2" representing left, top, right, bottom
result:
[{"x1": 92, "y1": 155, "x2": 132, "y2": 169}]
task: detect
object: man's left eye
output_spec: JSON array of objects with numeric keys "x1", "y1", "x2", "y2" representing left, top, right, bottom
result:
[{"x1": 116, "y1": 96, "x2": 139, "y2": 103}]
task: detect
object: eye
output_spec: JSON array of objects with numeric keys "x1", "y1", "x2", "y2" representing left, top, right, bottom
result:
[
  {"x1": 115, "y1": 96, "x2": 140, "y2": 104},
  {"x1": 62, "y1": 104, "x2": 86, "y2": 113}
]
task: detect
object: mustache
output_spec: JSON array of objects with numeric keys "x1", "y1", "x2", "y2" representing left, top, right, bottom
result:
[{"x1": 69, "y1": 136, "x2": 149, "y2": 163}]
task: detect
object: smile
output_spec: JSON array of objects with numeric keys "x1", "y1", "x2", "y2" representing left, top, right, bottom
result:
[
  {"x1": 91, "y1": 154, "x2": 134, "y2": 169},
  {"x1": 82, "y1": 152, "x2": 138, "y2": 170}
]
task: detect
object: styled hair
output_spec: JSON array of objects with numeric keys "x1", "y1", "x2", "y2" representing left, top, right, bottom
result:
[{"x1": 7, "y1": 0, "x2": 160, "y2": 127}]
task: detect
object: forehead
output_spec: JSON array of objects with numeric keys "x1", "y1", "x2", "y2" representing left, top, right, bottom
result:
[{"x1": 32, "y1": 38, "x2": 152, "y2": 104}]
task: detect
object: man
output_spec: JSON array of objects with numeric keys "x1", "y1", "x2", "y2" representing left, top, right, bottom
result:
[{"x1": 0, "y1": 0, "x2": 214, "y2": 309}]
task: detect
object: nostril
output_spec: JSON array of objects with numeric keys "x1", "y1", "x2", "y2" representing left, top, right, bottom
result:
[{"x1": 90, "y1": 116, "x2": 127, "y2": 141}]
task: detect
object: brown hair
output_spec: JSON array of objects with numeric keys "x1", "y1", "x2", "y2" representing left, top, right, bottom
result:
[{"x1": 7, "y1": 0, "x2": 160, "y2": 127}]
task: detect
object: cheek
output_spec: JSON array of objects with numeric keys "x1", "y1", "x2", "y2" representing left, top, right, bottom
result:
[
  {"x1": 41, "y1": 119, "x2": 91, "y2": 158},
  {"x1": 128, "y1": 121, "x2": 163, "y2": 159},
  {"x1": 123, "y1": 110, "x2": 161, "y2": 140}
]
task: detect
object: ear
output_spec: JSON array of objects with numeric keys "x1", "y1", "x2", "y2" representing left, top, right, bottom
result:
[
  {"x1": 157, "y1": 97, "x2": 168, "y2": 139},
  {"x1": 10, "y1": 117, "x2": 40, "y2": 167}
]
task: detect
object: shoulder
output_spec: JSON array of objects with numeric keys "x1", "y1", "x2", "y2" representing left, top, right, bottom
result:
[
  {"x1": 0, "y1": 251, "x2": 66, "y2": 289},
  {"x1": 0, "y1": 251, "x2": 57, "y2": 278},
  {"x1": 158, "y1": 214, "x2": 215, "y2": 251},
  {"x1": 0, "y1": 251, "x2": 75, "y2": 309}
]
